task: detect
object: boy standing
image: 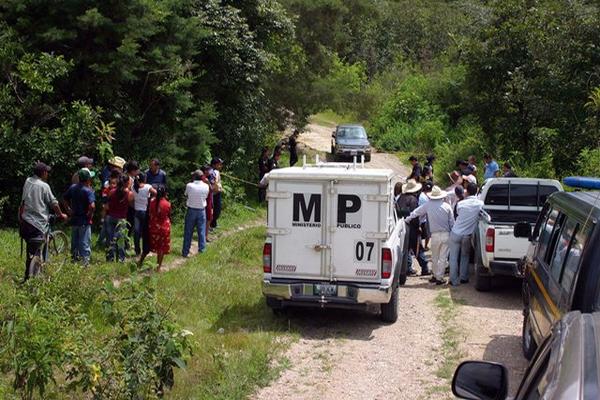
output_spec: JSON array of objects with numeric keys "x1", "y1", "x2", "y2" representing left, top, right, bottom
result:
[{"x1": 64, "y1": 168, "x2": 96, "y2": 265}]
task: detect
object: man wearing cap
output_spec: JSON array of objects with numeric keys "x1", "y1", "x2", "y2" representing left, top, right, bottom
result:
[
  {"x1": 19, "y1": 162, "x2": 68, "y2": 281},
  {"x1": 396, "y1": 179, "x2": 430, "y2": 276},
  {"x1": 71, "y1": 156, "x2": 94, "y2": 184},
  {"x1": 64, "y1": 168, "x2": 96, "y2": 265},
  {"x1": 405, "y1": 186, "x2": 454, "y2": 285},
  {"x1": 146, "y1": 158, "x2": 167, "y2": 189},
  {"x1": 448, "y1": 182, "x2": 483, "y2": 286},
  {"x1": 209, "y1": 158, "x2": 223, "y2": 230}
]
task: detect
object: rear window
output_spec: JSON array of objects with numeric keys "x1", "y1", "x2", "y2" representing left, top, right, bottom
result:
[{"x1": 484, "y1": 184, "x2": 559, "y2": 207}]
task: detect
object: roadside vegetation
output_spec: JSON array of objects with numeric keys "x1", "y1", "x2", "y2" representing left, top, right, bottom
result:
[{"x1": 0, "y1": 204, "x2": 292, "y2": 399}]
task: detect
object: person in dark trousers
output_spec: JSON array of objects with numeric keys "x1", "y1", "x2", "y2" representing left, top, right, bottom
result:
[
  {"x1": 289, "y1": 129, "x2": 299, "y2": 166},
  {"x1": 502, "y1": 162, "x2": 517, "y2": 177},
  {"x1": 422, "y1": 154, "x2": 435, "y2": 183},
  {"x1": 63, "y1": 168, "x2": 96, "y2": 265},
  {"x1": 408, "y1": 156, "x2": 422, "y2": 181},
  {"x1": 258, "y1": 147, "x2": 270, "y2": 202},
  {"x1": 19, "y1": 162, "x2": 68, "y2": 281},
  {"x1": 396, "y1": 179, "x2": 430, "y2": 276},
  {"x1": 145, "y1": 158, "x2": 167, "y2": 189},
  {"x1": 209, "y1": 158, "x2": 223, "y2": 230}
]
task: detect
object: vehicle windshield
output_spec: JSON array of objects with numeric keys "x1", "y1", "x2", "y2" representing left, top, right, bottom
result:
[{"x1": 337, "y1": 126, "x2": 366, "y2": 139}]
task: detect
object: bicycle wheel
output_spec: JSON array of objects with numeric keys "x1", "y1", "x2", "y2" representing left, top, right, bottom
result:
[{"x1": 48, "y1": 230, "x2": 70, "y2": 267}]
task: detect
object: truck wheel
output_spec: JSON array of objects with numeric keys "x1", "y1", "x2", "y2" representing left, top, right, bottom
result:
[
  {"x1": 398, "y1": 250, "x2": 408, "y2": 286},
  {"x1": 522, "y1": 312, "x2": 537, "y2": 360},
  {"x1": 266, "y1": 296, "x2": 284, "y2": 315},
  {"x1": 380, "y1": 288, "x2": 399, "y2": 323},
  {"x1": 474, "y1": 245, "x2": 492, "y2": 292},
  {"x1": 364, "y1": 154, "x2": 371, "y2": 162}
]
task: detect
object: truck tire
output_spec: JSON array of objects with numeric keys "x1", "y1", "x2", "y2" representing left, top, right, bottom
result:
[
  {"x1": 398, "y1": 249, "x2": 408, "y2": 286},
  {"x1": 266, "y1": 296, "x2": 284, "y2": 315},
  {"x1": 380, "y1": 287, "x2": 399, "y2": 323},
  {"x1": 522, "y1": 312, "x2": 537, "y2": 360},
  {"x1": 364, "y1": 154, "x2": 371, "y2": 162},
  {"x1": 474, "y1": 244, "x2": 492, "y2": 292}
]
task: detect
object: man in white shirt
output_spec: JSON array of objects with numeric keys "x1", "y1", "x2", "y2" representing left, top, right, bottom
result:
[
  {"x1": 182, "y1": 170, "x2": 210, "y2": 257},
  {"x1": 448, "y1": 183, "x2": 483, "y2": 286},
  {"x1": 406, "y1": 186, "x2": 454, "y2": 285}
]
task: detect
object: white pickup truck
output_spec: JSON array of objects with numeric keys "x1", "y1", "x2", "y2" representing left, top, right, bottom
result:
[
  {"x1": 262, "y1": 162, "x2": 408, "y2": 322},
  {"x1": 473, "y1": 177, "x2": 563, "y2": 291}
]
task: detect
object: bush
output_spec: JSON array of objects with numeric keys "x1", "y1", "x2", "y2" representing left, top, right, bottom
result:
[
  {"x1": 0, "y1": 266, "x2": 192, "y2": 399},
  {"x1": 577, "y1": 148, "x2": 600, "y2": 177}
]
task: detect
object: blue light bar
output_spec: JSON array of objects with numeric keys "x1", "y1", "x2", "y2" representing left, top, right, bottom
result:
[{"x1": 563, "y1": 176, "x2": 600, "y2": 190}]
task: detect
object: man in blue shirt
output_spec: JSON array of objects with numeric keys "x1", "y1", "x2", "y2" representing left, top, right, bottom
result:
[
  {"x1": 146, "y1": 159, "x2": 167, "y2": 189},
  {"x1": 483, "y1": 153, "x2": 499, "y2": 180},
  {"x1": 64, "y1": 168, "x2": 96, "y2": 266}
]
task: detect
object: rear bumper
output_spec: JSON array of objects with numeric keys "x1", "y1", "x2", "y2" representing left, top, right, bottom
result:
[
  {"x1": 488, "y1": 260, "x2": 523, "y2": 277},
  {"x1": 262, "y1": 279, "x2": 393, "y2": 306}
]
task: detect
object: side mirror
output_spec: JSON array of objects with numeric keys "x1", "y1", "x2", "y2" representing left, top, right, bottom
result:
[
  {"x1": 514, "y1": 222, "x2": 532, "y2": 239},
  {"x1": 452, "y1": 361, "x2": 508, "y2": 400}
]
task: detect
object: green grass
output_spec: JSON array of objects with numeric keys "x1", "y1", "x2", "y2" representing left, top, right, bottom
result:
[
  {"x1": 157, "y1": 226, "x2": 293, "y2": 399},
  {"x1": 434, "y1": 290, "x2": 464, "y2": 381},
  {"x1": 310, "y1": 110, "x2": 356, "y2": 127},
  {"x1": 0, "y1": 202, "x2": 292, "y2": 399}
]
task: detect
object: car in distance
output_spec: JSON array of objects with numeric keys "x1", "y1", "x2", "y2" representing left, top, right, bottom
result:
[
  {"x1": 452, "y1": 311, "x2": 600, "y2": 400},
  {"x1": 515, "y1": 180, "x2": 600, "y2": 359},
  {"x1": 331, "y1": 124, "x2": 371, "y2": 162}
]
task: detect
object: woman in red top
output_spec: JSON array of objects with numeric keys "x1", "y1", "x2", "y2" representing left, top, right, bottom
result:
[
  {"x1": 140, "y1": 186, "x2": 171, "y2": 270},
  {"x1": 105, "y1": 174, "x2": 134, "y2": 262}
]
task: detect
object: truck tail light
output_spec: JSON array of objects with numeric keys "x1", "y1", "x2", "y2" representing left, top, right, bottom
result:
[
  {"x1": 263, "y1": 243, "x2": 272, "y2": 273},
  {"x1": 382, "y1": 248, "x2": 392, "y2": 279},
  {"x1": 485, "y1": 228, "x2": 495, "y2": 253}
]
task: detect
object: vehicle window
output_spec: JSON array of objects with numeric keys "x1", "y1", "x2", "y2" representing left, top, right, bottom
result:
[
  {"x1": 549, "y1": 219, "x2": 577, "y2": 283},
  {"x1": 536, "y1": 208, "x2": 559, "y2": 261},
  {"x1": 531, "y1": 204, "x2": 550, "y2": 241},
  {"x1": 484, "y1": 184, "x2": 558, "y2": 207},
  {"x1": 560, "y1": 225, "x2": 586, "y2": 292},
  {"x1": 337, "y1": 127, "x2": 366, "y2": 139}
]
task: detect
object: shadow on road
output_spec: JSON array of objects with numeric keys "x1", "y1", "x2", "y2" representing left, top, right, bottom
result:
[
  {"x1": 449, "y1": 275, "x2": 523, "y2": 311},
  {"x1": 210, "y1": 298, "x2": 384, "y2": 341},
  {"x1": 483, "y1": 334, "x2": 528, "y2": 395}
]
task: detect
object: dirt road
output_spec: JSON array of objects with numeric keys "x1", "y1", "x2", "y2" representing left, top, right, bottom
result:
[{"x1": 253, "y1": 124, "x2": 527, "y2": 399}]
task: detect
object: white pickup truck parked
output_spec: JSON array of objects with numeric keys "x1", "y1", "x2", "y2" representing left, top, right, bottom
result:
[
  {"x1": 473, "y1": 177, "x2": 563, "y2": 291},
  {"x1": 262, "y1": 162, "x2": 408, "y2": 322}
]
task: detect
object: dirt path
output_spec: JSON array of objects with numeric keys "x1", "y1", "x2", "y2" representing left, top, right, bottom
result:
[{"x1": 253, "y1": 123, "x2": 527, "y2": 399}]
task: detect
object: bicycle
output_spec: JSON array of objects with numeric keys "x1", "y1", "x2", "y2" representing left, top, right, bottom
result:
[{"x1": 27, "y1": 215, "x2": 69, "y2": 278}]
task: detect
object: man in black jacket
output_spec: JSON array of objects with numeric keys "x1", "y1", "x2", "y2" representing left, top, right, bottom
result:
[{"x1": 396, "y1": 179, "x2": 430, "y2": 276}]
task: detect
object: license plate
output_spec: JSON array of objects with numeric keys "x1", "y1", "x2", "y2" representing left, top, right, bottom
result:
[
  {"x1": 350, "y1": 150, "x2": 357, "y2": 155},
  {"x1": 314, "y1": 284, "x2": 337, "y2": 296}
]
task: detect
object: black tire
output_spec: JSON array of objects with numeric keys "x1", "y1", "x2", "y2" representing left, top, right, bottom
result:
[
  {"x1": 398, "y1": 249, "x2": 408, "y2": 286},
  {"x1": 380, "y1": 287, "x2": 399, "y2": 323},
  {"x1": 364, "y1": 154, "x2": 371, "y2": 162},
  {"x1": 522, "y1": 311, "x2": 538, "y2": 360},
  {"x1": 266, "y1": 296, "x2": 284, "y2": 315},
  {"x1": 474, "y1": 245, "x2": 492, "y2": 292},
  {"x1": 49, "y1": 230, "x2": 68, "y2": 256}
]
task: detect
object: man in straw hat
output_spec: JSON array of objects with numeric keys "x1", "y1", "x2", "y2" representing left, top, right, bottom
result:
[
  {"x1": 405, "y1": 185, "x2": 454, "y2": 285},
  {"x1": 396, "y1": 179, "x2": 430, "y2": 276}
]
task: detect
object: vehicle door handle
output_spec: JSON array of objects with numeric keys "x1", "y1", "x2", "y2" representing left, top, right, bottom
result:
[{"x1": 313, "y1": 244, "x2": 330, "y2": 251}]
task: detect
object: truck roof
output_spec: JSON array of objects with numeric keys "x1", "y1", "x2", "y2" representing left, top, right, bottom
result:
[
  {"x1": 268, "y1": 165, "x2": 394, "y2": 182},
  {"x1": 482, "y1": 177, "x2": 563, "y2": 187}
]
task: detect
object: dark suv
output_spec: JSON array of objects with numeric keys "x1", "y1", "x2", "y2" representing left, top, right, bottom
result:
[
  {"x1": 331, "y1": 124, "x2": 371, "y2": 162},
  {"x1": 515, "y1": 187, "x2": 600, "y2": 359},
  {"x1": 452, "y1": 311, "x2": 600, "y2": 400}
]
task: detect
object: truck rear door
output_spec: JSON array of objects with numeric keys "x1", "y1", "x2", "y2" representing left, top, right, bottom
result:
[
  {"x1": 329, "y1": 180, "x2": 388, "y2": 283},
  {"x1": 268, "y1": 180, "x2": 329, "y2": 280}
]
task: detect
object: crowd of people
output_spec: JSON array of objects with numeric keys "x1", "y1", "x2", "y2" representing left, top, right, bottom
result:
[
  {"x1": 257, "y1": 130, "x2": 299, "y2": 202},
  {"x1": 397, "y1": 153, "x2": 517, "y2": 286},
  {"x1": 18, "y1": 155, "x2": 225, "y2": 281}
]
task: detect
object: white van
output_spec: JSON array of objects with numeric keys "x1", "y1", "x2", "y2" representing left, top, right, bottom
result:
[{"x1": 262, "y1": 162, "x2": 408, "y2": 322}]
